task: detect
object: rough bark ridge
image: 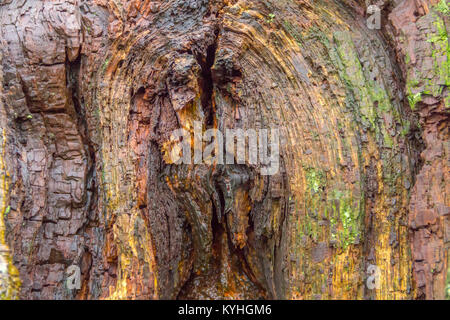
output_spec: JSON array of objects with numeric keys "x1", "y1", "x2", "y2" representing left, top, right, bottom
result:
[{"x1": 0, "y1": 0, "x2": 448, "y2": 299}]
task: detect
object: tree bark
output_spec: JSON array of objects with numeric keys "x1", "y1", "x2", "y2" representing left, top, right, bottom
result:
[{"x1": 0, "y1": 0, "x2": 448, "y2": 300}]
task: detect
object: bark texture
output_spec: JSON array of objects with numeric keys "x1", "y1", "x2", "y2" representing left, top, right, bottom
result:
[{"x1": 0, "y1": 0, "x2": 448, "y2": 300}]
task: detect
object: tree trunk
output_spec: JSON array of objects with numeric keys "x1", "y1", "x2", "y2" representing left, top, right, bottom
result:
[{"x1": 0, "y1": 0, "x2": 448, "y2": 300}]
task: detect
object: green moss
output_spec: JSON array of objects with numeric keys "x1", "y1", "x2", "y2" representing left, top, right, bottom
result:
[
  {"x1": 331, "y1": 31, "x2": 397, "y2": 131},
  {"x1": 266, "y1": 13, "x2": 275, "y2": 23},
  {"x1": 305, "y1": 168, "x2": 326, "y2": 193},
  {"x1": 384, "y1": 132, "x2": 394, "y2": 148},
  {"x1": 446, "y1": 262, "x2": 450, "y2": 299},
  {"x1": 408, "y1": 92, "x2": 422, "y2": 110},
  {"x1": 102, "y1": 58, "x2": 110, "y2": 73},
  {"x1": 400, "y1": 120, "x2": 411, "y2": 137},
  {"x1": 306, "y1": 26, "x2": 330, "y2": 48},
  {"x1": 429, "y1": 14, "x2": 449, "y2": 87},
  {"x1": 435, "y1": 0, "x2": 450, "y2": 15},
  {"x1": 407, "y1": 12, "x2": 449, "y2": 108},
  {"x1": 283, "y1": 20, "x2": 303, "y2": 47},
  {"x1": 293, "y1": 167, "x2": 328, "y2": 243},
  {"x1": 328, "y1": 190, "x2": 362, "y2": 250}
]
